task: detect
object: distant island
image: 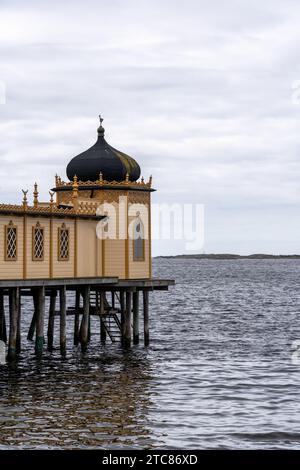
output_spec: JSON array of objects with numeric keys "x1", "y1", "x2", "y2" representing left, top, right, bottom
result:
[{"x1": 156, "y1": 254, "x2": 300, "y2": 260}]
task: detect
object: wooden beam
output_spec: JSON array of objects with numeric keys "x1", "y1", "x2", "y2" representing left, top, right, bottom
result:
[
  {"x1": 35, "y1": 286, "x2": 45, "y2": 356},
  {"x1": 60, "y1": 285, "x2": 67, "y2": 356},
  {"x1": 0, "y1": 289, "x2": 7, "y2": 344},
  {"x1": 27, "y1": 288, "x2": 37, "y2": 341},
  {"x1": 124, "y1": 290, "x2": 132, "y2": 346},
  {"x1": 111, "y1": 291, "x2": 115, "y2": 309},
  {"x1": 73, "y1": 289, "x2": 80, "y2": 345},
  {"x1": 47, "y1": 290, "x2": 56, "y2": 351},
  {"x1": 143, "y1": 290, "x2": 149, "y2": 346},
  {"x1": 100, "y1": 291, "x2": 106, "y2": 343},
  {"x1": 80, "y1": 285, "x2": 90, "y2": 352},
  {"x1": 133, "y1": 291, "x2": 139, "y2": 344},
  {"x1": 16, "y1": 290, "x2": 21, "y2": 354},
  {"x1": 120, "y1": 290, "x2": 125, "y2": 343},
  {"x1": 0, "y1": 277, "x2": 118, "y2": 289},
  {"x1": 8, "y1": 287, "x2": 20, "y2": 360}
]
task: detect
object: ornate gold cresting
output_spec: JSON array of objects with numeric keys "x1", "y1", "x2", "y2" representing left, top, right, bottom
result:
[
  {"x1": 54, "y1": 174, "x2": 152, "y2": 189},
  {"x1": 33, "y1": 182, "x2": 39, "y2": 208}
]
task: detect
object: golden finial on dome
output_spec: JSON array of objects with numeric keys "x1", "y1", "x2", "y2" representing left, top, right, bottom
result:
[{"x1": 97, "y1": 114, "x2": 105, "y2": 136}]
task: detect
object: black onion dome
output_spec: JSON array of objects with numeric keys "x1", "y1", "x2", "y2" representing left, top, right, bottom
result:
[{"x1": 66, "y1": 119, "x2": 141, "y2": 182}]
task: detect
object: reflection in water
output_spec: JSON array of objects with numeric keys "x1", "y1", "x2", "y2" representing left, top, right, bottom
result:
[
  {"x1": 1, "y1": 259, "x2": 300, "y2": 449},
  {"x1": 0, "y1": 345, "x2": 156, "y2": 449}
]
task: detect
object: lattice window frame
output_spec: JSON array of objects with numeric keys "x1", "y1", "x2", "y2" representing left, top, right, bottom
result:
[
  {"x1": 133, "y1": 218, "x2": 145, "y2": 262},
  {"x1": 4, "y1": 221, "x2": 18, "y2": 261},
  {"x1": 58, "y1": 224, "x2": 70, "y2": 261},
  {"x1": 32, "y1": 222, "x2": 45, "y2": 261}
]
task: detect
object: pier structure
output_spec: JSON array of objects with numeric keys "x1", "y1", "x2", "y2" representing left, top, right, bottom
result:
[
  {"x1": 0, "y1": 277, "x2": 173, "y2": 359},
  {"x1": 0, "y1": 117, "x2": 174, "y2": 360}
]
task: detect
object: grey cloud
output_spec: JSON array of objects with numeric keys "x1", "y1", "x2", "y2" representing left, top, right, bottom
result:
[{"x1": 0, "y1": 0, "x2": 300, "y2": 254}]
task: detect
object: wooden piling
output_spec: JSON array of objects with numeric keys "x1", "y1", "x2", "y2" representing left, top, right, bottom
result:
[
  {"x1": 35, "y1": 286, "x2": 45, "y2": 356},
  {"x1": 7, "y1": 287, "x2": 20, "y2": 360},
  {"x1": 133, "y1": 291, "x2": 139, "y2": 344},
  {"x1": 80, "y1": 285, "x2": 90, "y2": 352},
  {"x1": 120, "y1": 290, "x2": 125, "y2": 343},
  {"x1": 74, "y1": 289, "x2": 80, "y2": 345},
  {"x1": 143, "y1": 290, "x2": 149, "y2": 346},
  {"x1": 100, "y1": 291, "x2": 106, "y2": 343},
  {"x1": 0, "y1": 289, "x2": 7, "y2": 343},
  {"x1": 27, "y1": 288, "x2": 37, "y2": 341},
  {"x1": 111, "y1": 291, "x2": 115, "y2": 309},
  {"x1": 60, "y1": 285, "x2": 67, "y2": 356},
  {"x1": 88, "y1": 316, "x2": 91, "y2": 343},
  {"x1": 16, "y1": 291, "x2": 21, "y2": 354},
  {"x1": 47, "y1": 290, "x2": 56, "y2": 352},
  {"x1": 124, "y1": 290, "x2": 132, "y2": 346}
]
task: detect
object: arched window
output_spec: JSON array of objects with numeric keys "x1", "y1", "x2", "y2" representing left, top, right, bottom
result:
[
  {"x1": 58, "y1": 223, "x2": 70, "y2": 261},
  {"x1": 133, "y1": 218, "x2": 145, "y2": 261},
  {"x1": 32, "y1": 221, "x2": 44, "y2": 261},
  {"x1": 5, "y1": 220, "x2": 17, "y2": 261}
]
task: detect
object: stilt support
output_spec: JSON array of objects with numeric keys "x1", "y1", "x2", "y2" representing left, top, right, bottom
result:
[
  {"x1": 0, "y1": 289, "x2": 7, "y2": 343},
  {"x1": 120, "y1": 290, "x2": 125, "y2": 343},
  {"x1": 47, "y1": 290, "x2": 56, "y2": 352},
  {"x1": 35, "y1": 286, "x2": 45, "y2": 356},
  {"x1": 27, "y1": 288, "x2": 37, "y2": 341},
  {"x1": 100, "y1": 291, "x2": 106, "y2": 343},
  {"x1": 74, "y1": 289, "x2": 80, "y2": 345},
  {"x1": 80, "y1": 285, "x2": 90, "y2": 352},
  {"x1": 16, "y1": 292, "x2": 21, "y2": 354},
  {"x1": 124, "y1": 290, "x2": 132, "y2": 346},
  {"x1": 7, "y1": 287, "x2": 20, "y2": 360},
  {"x1": 143, "y1": 290, "x2": 149, "y2": 346},
  {"x1": 60, "y1": 285, "x2": 67, "y2": 356},
  {"x1": 133, "y1": 291, "x2": 139, "y2": 344}
]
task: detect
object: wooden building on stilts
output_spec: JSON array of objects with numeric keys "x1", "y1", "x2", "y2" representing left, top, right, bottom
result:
[{"x1": 0, "y1": 117, "x2": 174, "y2": 360}]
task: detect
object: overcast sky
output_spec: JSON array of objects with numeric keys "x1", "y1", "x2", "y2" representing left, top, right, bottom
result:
[{"x1": 0, "y1": 0, "x2": 300, "y2": 255}]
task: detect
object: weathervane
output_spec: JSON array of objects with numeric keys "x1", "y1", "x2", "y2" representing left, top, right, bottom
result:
[{"x1": 99, "y1": 114, "x2": 104, "y2": 127}]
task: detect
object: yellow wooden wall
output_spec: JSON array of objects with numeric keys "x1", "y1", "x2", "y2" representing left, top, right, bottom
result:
[
  {"x1": 128, "y1": 239, "x2": 150, "y2": 279},
  {"x1": 52, "y1": 219, "x2": 75, "y2": 278},
  {"x1": 0, "y1": 192, "x2": 152, "y2": 280},
  {"x1": 0, "y1": 216, "x2": 24, "y2": 280},
  {"x1": 26, "y1": 217, "x2": 50, "y2": 279},
  {"x1": 77, "y1": 219, "x2": 99, "y2": 277}
]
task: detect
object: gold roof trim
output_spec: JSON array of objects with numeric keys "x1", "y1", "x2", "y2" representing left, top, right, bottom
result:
[
  {"x1": 55, "y1": 174, "x2": 152, "y2": 189},
  {"x1": 0, "y1": 203, "x2": 102, "y2": 219}
]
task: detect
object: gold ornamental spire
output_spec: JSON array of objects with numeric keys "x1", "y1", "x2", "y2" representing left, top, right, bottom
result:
[
  {"x1": 22, "y1": 189, "x2": 28, "y2": 210},
  {"x1": 33, "y1": 182, "x2": 39, "y2": 208},
  {"x1": 72, "y1": 175, "x2": 79, "y2": 211}
]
